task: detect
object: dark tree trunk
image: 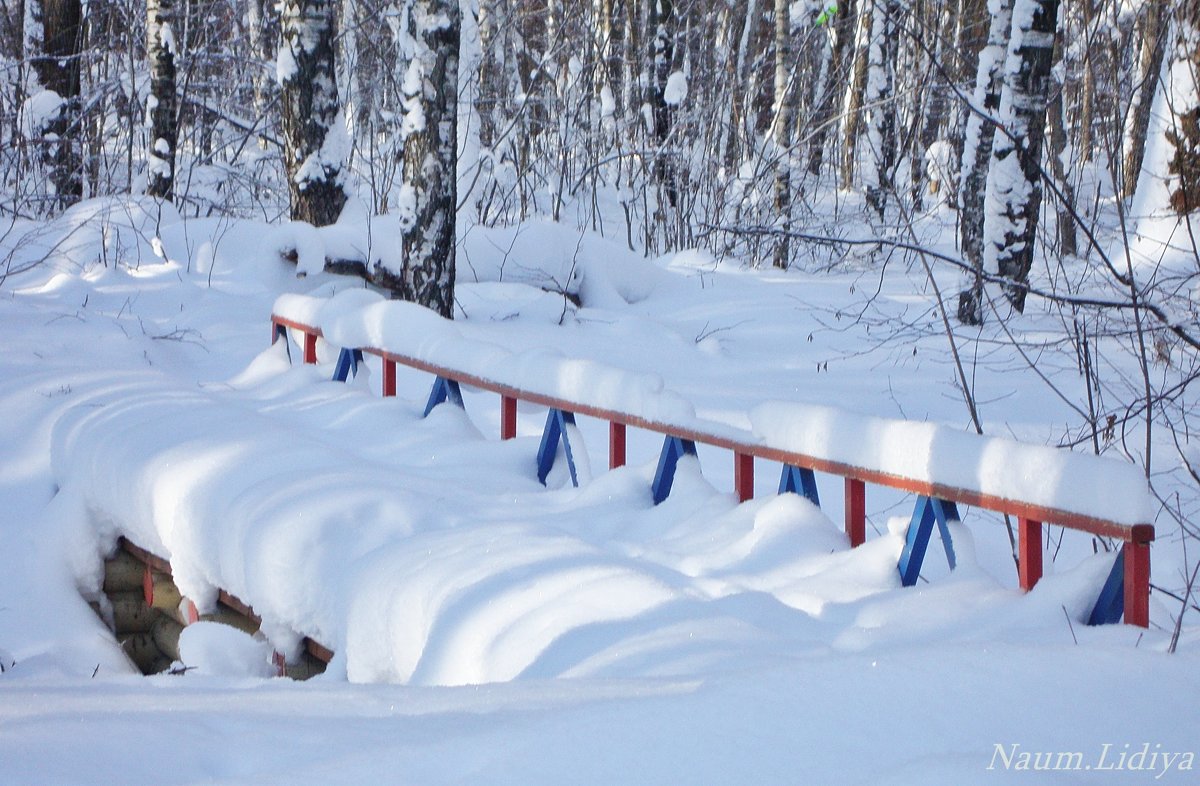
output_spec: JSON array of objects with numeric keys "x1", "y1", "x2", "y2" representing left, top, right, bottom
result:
[
  {"x1": 1123, "y1": 2, "x2": 1168, "y2": 199},
  {"x1": 247, "y1": 0, "x2": 278, "y2": 146},
  {"x1": 33, "y1": 0, "x2": 83, "y2": 207},
  {"x1": 863, "y1": 0, "x2": 898, "y2": 219},
  {"x1": 146, "y1": 0, "x2": 177, "y2": 200},
  {"x1": 807, "y1": 0, "x2": 857, "y2": 179},
  {"x1": 398, "y1": 0, "x2": 461, "y2": 318},
  {"x1": 278, "y1": 0, "x2": 347, "y2": 226},
  {"x1": 648, "y1": 0, "x2": 676, "y2": 207},
  {"x1": 771, "y1": 0, "x2": 794, "y2": 268},
  {"x1": 1047, "y1": 80, "x2": 1077, "y2": 257},
  {"x1": 986, "y1": 0, "x2": 1061, "y2": 312}
]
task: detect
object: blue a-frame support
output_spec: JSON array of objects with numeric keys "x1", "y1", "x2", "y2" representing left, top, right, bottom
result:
[
  {"x1": 423, "y1": 376, "x2": 464, "y2": 416},
  {"x1": 331, "y1": 348, "x2": 364, "y2": 382},
  {"x1": 652, "y1": 436, "x2": 698, "y2": 505},
  {"x1": 898, "y1": 496, "x2": 959, "y2": 586},
  {"x1": 1087, "y1": 550, "x2": 1125, "y2": 626},
  {"x1": 537, "y1": 408, "x2": 580, "y2": 486},
  {"x1": 779, "y1": 464, "x2": 820, "y2": 507},
  {"x1": 273, "y1": 323, "x2": 293, "y2": 364}
]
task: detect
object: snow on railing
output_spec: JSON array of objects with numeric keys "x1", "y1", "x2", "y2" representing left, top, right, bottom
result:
[{"x1": 271, "y1": 291, "x2": 1156, "y2": 627}]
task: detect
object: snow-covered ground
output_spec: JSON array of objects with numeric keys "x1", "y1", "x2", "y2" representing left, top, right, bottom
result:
[{"x1": 1, "y1": 200, "x2": 1198, "y2": 783}]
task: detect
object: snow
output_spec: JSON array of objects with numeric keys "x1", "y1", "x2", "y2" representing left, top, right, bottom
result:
[
  {"x1": 752, "y1": 402, "x2": 1152, "y2": 525},
  {"x1": 177, "y1": 622, "x2": 277, "y2": 678},
  {"x1": 276, "y1": 43, "x2": 298, "y2": 86},
  {"x1": 293, "y1": 110, "x2": 349, "y2": 188},
  {"x1": 599, "y1": 84, "x2": 616, "y2": 119},
  {"x1": 664, "y1": 71, "x2": 688, "y2": 107},
  {"x1": 159, "y1": 22, "x2": 176, "y2": 57},
  {"x1": 18, "y1": 89, "x2": 63, "y2": 139},
  {"x1": 0, "y1": 197, "x2": 1197, "y2": 783}
]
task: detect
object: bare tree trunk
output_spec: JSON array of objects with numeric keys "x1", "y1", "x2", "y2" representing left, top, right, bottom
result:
[
  {"x1": 246, "y1": 0, "x2": 278, "y2": 147},
  {"x1": 771, "y1": 0, "x2": 794, "y2": 268},
  {"x1": 863, "y1": 0, "x2": 898, "y2": 219},
  {"x1": 648, "y1": 0, "x2": 676, "y2": 207},
  {"x1": 1076, "y1": 0, "x2": 1095, "y2": 162},
  {"x1": 32, "y1": 0, "x2": 83, "y2": 208},
  {"x1": 720, "y1": 0, "x2": 756, "y2": 172},
  {"x1": 912, "y1": 0, "x2": 949, "y2": 207},
  {"x1": 398, "y1": 0, "x2": 460, "y2": 318},
  {"x1": 839, "y1": 4, "x2": 870, "y2": 190},
  {"x1": 278, "y1": 0, "x2": 346, "y2": 226},
  {"x1": 985, "y1": 0, "x2": 1061, "y2": 312},
  {"x1": 1123, "y1": 1, "x2": 1168, "y2": 199},
  {"x1": 1047, "y1": 80, "x2": 1077, "y2": 256},
  {"x1": 956, "y1": 0, "x2": 1012, "y2": 325},
  {"x1": 146, "y1": 0, "x2": 177, "y2": 200},
  {"x1": 807, "y1": 0, "x2": 857, "y2": 179}
]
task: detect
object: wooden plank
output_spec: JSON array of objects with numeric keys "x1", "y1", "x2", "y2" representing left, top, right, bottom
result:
[{"x1": 117, "y1": 537, "x2": 335, "y2": 667}]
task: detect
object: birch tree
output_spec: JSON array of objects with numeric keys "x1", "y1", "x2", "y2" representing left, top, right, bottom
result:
[
  {"x1": 862, "y1": 0, "x2": 897, "y2": 218},
  {"x1": 956, "y1": 0, "x2": 1013, "y2": 325},
  {"x1": 771, "y1": 0, "x2": 795, "y2": 268},
  {"x1": 806, "y1": 0, "x2": 857, "y2": 180},
  {"x1": 648, "y1": 0, "x2": 677, "y2": 208},
  {"x1": 397, "y1": 0, "x2": 460, "y2": 318},
  {"x1": 146, "y1": 0, "x2": 177, "y2": 200},
  {"x1": 983, "y1": 0, "x2": 1060, "y2": 312},
  {"x1": 278, "y1": 0, "x2": 347, "y2": 226}
]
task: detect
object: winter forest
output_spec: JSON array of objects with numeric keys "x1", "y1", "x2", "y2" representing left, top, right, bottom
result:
[
  {"x1": 2, "y1": 0, "x2": 1200, "y2": 781},
  {"x1": 10, "y1": 0, "x2": 1200, "y2": 570}
]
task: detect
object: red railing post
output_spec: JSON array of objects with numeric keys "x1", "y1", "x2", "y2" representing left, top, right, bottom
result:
[
  {"x1": 303, "y1": 332, "x2": 318, "y2": 364},
  {"x1": 501, "y1": 395, "x2": 517, "y2": 440},
  {"x1": 1018, "y1": 517, "x2": 1043, "y2": 591},
  {"x1": 845, "y1": 478, "x2": 865, "y2": 547},
  {"x1": 734, "y1": 452, "x2": 754, "y2": 502},
  {"x1": 382, "y1": 359, "x2": 396, "y2": 397},
  {"x1": 1124, "y1": 540, "x2": 1150, "y2": 627},
  {"x1": 609, "y1": 422, "x2": 627, "y2": 469}
]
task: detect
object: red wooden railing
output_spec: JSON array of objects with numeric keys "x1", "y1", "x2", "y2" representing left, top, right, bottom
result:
[{"x1": 271, "y1": 313, "x2": 1155, "y2": 627}]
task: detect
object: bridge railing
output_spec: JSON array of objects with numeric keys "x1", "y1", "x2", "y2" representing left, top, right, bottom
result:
[{"x1": 271, "y1": 294, "x2": 1155, "y2": 627}]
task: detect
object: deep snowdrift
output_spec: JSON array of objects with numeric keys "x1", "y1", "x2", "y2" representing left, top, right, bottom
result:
[{"x1": 1, "y1": 201, "x2": 1197, "y2": 784}]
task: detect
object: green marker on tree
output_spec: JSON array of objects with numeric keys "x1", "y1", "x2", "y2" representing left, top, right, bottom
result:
[{"x1": 815, "y1": 2, "x2": 838, "y2": 26}]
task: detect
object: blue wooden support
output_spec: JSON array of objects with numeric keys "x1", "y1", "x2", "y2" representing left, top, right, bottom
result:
[
  {"x1": 652, "y1": 436, "x2": 698, "y2": 505},
  {"x1": 331, "y1": 348, "x2": 364, "y2": 382},
  {"x1": 273, "y1": 323, "x2": 292, "y2": 364},
  {"x1": 537, "y1": 409, "x2": 580, "y2": 486},
  {"x1": 779, "y1": 464, "x2": 821, "y2": 507},
  {"x1": 897, "y1": 496, "x2": 959, "y2": 586},
  {"x1": 1087, "y1": 550, "x2": 1125, "y2": 626},
  {"x1": 423, "y1": 376, "x2": 464, "y2": 417}
]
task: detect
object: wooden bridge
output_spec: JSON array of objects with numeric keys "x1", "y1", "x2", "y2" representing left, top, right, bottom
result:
[
  {"x1": 270, "y1": 294, "x2": 1153, "y2": 629},
  {"x1": 97, "y1": 294, "x2": 1156, "y2": 677}
]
